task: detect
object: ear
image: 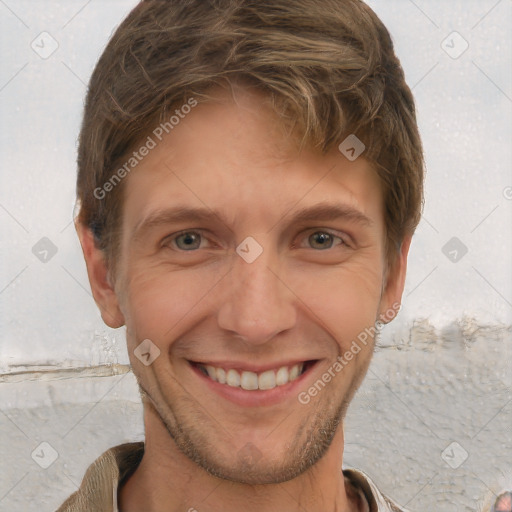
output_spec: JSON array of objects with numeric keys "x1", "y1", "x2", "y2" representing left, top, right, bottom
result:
[
  {"x1": 75, "y1": 221, "x2": 125, "y2": 328},
  {"x1": 378, "y1": 234, "x2": 412, "y2": 324}
]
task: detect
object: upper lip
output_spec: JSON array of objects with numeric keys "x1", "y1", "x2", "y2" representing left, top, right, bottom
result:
[{"x1": 189, "y1": 359, "x2": 316, "y2": 373}]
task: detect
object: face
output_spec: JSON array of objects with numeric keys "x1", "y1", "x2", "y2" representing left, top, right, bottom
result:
[{"x1": 83, "y1": 85, "x2": 408, "y2": 485}]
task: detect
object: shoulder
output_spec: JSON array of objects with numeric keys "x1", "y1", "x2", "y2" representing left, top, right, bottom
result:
[
  {"x1": 56, "y1": 442, "x2": 144, "y2": 512},
  {"x1": 343, "y1": 467, "x2": 410, "y2": 512}
]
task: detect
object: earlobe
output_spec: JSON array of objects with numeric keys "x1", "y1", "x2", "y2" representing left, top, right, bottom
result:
[
  {"x1": 75, "y1": 221, "x2": 125, "y2": 329},
  {"x1": 378, "y1": 234, "x2": 412, "y2": 324}
]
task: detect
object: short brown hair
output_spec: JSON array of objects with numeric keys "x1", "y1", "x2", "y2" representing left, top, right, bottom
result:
[{"x1": 76, "y1": 0, "x2": 424, "y2": 276}]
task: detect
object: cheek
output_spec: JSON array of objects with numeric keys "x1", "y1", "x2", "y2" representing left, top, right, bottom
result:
[
  {"x1": 292, "y1": 261, "x2": 383, "y2": 348},
  {"x1": 120, "y1": 265, "x2": 208, "y2": 347}
]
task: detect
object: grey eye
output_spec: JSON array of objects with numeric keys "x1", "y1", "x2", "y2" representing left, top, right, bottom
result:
[
  {"x1": 175, "y1": 232, "x2": 202, "y2": 250},
  {"x1": 308, "y1": 232, "x2": 336, "y2": 250}
]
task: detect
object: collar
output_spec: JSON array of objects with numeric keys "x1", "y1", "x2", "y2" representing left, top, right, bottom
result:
[{"x1": 57, "y1": 442, "x2": 408, "y2": 512}]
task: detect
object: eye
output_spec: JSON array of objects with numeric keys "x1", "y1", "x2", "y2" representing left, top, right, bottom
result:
[
  {"x1": 168, "y1": 231, "x2": 205, "y2": 251},
  {"x1": 301, "y1": 231, "x2": 346, "y2": 250}
]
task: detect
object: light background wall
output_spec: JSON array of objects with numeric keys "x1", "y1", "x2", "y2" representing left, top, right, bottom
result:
[{"x1": 0, "y1": 1, "x2": 510, "y2": 511}]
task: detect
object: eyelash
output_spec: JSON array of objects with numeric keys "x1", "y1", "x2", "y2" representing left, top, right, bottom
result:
[
  {"x1": 162, "y1": 229, "x2": 350, "y2": 251},
  {"x1": 296, "y1": 230, "x2": 348, "y2": 250}
]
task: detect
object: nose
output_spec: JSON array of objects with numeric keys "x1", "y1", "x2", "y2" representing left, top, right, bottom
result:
[{"x1": 217, "y1": 243, "x2": 297, "y2": 345}]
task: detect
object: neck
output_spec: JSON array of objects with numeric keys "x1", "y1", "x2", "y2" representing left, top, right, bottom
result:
[{"x1": 119, "y1": 404, "x2": 357, "y2": 512}]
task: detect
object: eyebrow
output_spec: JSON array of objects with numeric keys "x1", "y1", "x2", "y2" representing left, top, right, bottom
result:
[
  {"x1": 271, "y1": 202, "x2": 373, "y2": 231},
  {"x1": 131, "y1": 202, "x2": 373, "y2": 242}
]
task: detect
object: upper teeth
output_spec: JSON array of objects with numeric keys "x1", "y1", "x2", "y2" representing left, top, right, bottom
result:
[{"x1": 200, "y1": 363, "x2": 304, "y2": 391}]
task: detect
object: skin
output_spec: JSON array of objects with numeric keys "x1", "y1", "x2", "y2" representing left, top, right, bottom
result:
[
  {"x1": 494, "y1": 493, "x2": 512, "y2": 512},
  {"x1": 77, "y1": 83, "x2": 411, "y2": 512}
]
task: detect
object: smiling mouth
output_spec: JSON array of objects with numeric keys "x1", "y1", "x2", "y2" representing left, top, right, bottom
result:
[{"x1": 190, "y1": 360, "x2": 316, "y2": 391}]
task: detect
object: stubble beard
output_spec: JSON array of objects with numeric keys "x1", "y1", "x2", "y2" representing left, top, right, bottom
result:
[{"x1": 138, "y1": 364, "x2": 367, "y2": 486}]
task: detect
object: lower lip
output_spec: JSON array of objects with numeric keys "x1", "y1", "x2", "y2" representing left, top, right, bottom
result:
[{"x1": 189, "y1": 361, "x2": 318, "y2": 407}]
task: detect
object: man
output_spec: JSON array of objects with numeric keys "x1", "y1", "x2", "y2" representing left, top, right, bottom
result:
[
  {"x1": 492, "y1": 492, "x2": 512, "y2": 512},
  {"x1": 58, "y1": 0, "x2": 423, "y2": 510}
]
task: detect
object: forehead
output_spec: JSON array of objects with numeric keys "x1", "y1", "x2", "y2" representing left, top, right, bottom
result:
[{"x1": 120, "y1": 85, "x2": 384, "y2": 235}]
